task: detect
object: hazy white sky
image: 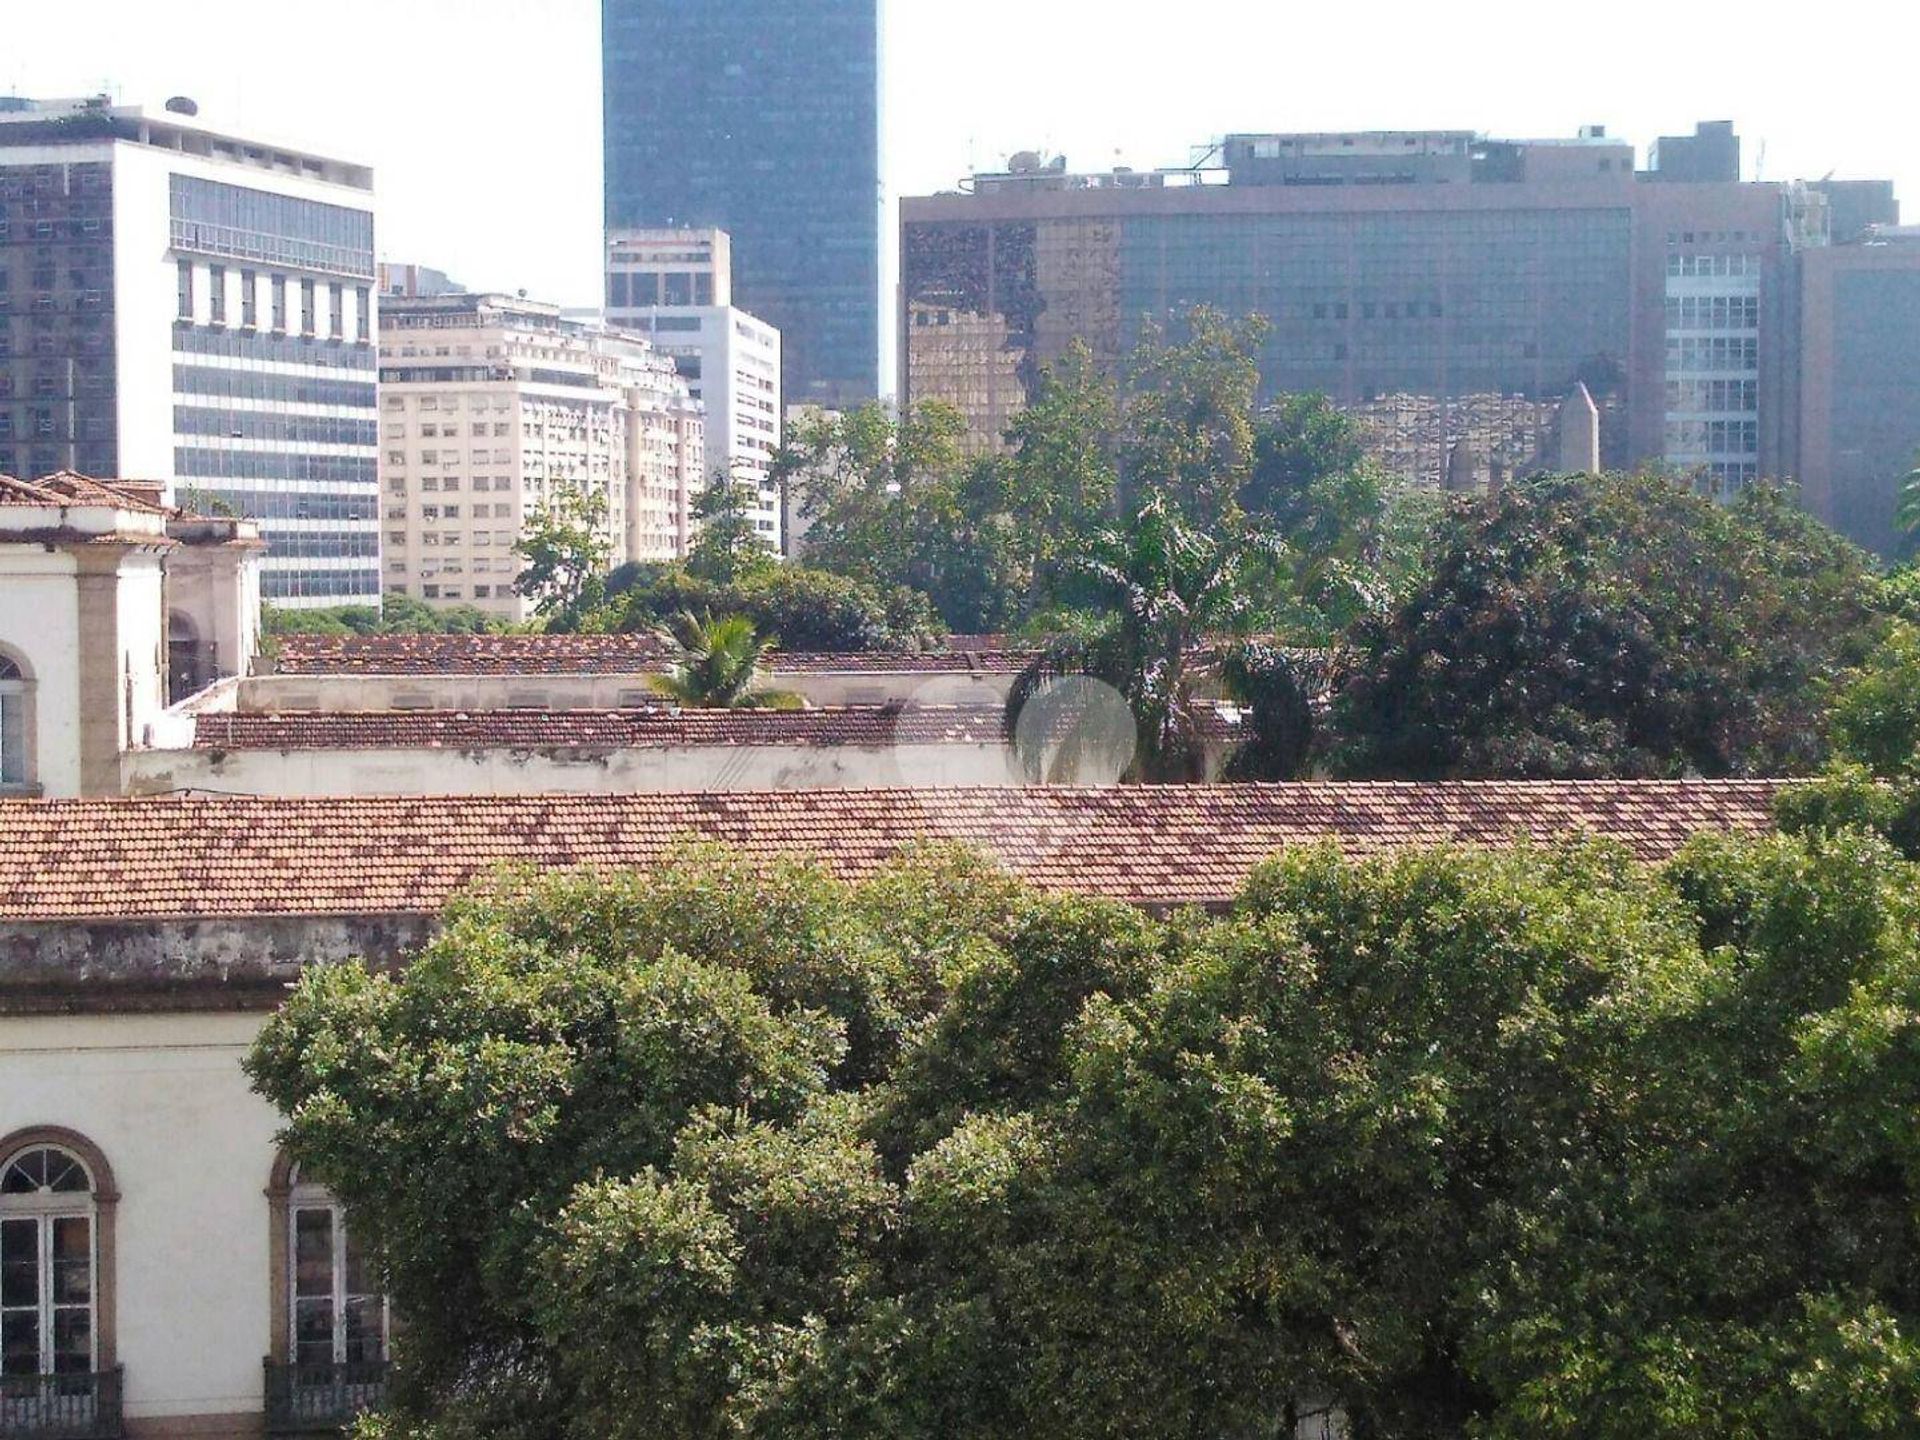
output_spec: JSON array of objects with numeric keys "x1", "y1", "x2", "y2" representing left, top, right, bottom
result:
[{"x1": 6, "y1": 0, "x2": 1913, "y2": 308}]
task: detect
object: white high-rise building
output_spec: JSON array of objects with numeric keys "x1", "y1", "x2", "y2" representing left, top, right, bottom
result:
[
  {"x1": 379, "y1": 292, "x2": 704, "y2": 622},
  {"x1": 0, "y1": 95, "x2": 380, "y2": 608},
  {"x1": 605, "y1": 228, "x2": 782, "y2": 548}
]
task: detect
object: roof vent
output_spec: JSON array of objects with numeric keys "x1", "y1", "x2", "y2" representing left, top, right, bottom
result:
[{"x1": 164, "y1": 96, "x2": 199, "y2": 117}]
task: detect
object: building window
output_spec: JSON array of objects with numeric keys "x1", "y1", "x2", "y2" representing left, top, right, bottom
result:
[
  {"x1": 0, "y1": 1130, "x2": 116, "y2": 1393},
  {"x1": 177, "y1": 261, "x2": 193, "y2": 321},
  {"x1": 355, "y1": 287, "x2": 371, "y2": 345},
  {"x1": 208, "y1": 265, "x2": 226, "y2": 326},
  {"x1": 265, "y1": 1160, "x2": 388, "y2": 1429},
  {"x1": 0, "y1": 1147, "x2": 94, "y2": 1381},
  {"x1": 240, "y1": 270, "x2": 258, "y2": 329},
  {"x1": 0, "y1": 654, "x2": 31, "y2": 790},
  {"x1": 272, "y1": 275, "x2": 288, "y2": 333},
  {"x1": 329, "y1": 287, "x2": 344, "y2": 341},
  {"x1": 300, "y1": 279, "x2": 316, "y2": 337}
]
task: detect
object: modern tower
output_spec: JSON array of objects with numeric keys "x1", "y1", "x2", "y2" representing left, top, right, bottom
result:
[
  {"x1": 602, "y1": 0, "x2": 880, "y2": 410},
  {"x1": 0, "y1": 95, "x2": 380, "y2": 608}
]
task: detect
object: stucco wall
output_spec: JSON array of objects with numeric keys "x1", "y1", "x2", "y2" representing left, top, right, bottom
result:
[
  {"x1": 0, "y1": 1011, "x2": 281, "y2": 1430},
  {"x1": 239, "y1": 669, "x2": 1019, "y2": 712},
  {"x1": 0, "y1": 550, "x2": 83, "y2": 795},
  {"x1": 125, "y1": 741, "x2": 1027, "y2": 797}
]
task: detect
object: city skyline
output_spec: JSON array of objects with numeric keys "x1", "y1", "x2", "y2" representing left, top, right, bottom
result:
[{"x1": 3, "y1": 0, "x2": 1913, "y2": 330}]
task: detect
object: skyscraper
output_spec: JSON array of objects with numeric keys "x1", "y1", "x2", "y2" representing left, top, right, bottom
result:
[
  {"x1": 0, "y1": 95, "x2": 379, "y2": 608},
  {"x1": 602, "y1": 0, "x2": 880, "y2": 410}
]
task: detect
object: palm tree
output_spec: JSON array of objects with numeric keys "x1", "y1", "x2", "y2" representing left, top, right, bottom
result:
[
  {"x1": 1898, "y1": 454, "x2": 1920, "y2": 546},
  {"x1": 1006, "y1": 490, "x2": 1283, "y2": 783},
  {"x1": 647, "y1": 612, "x2": 803, "y2": 710}
]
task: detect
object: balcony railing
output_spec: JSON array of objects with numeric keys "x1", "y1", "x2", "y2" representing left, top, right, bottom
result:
[
  {"x1": 0, "y1": 1368, "x2": 124, "y2": 1440},
  {"x1": 263, "y1": 1360, "x2": 389, "y2": 1434}
]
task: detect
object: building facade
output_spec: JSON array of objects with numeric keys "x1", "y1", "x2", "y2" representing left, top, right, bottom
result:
[
  {"x1": 378, "y1": 292, "x2": 703, "y2": 621},
  {"x1": 1793, "y1": 229, "x2": 1920, "y2": 557},
  {"x1": 606, "y1": 229, "x2": 782, "y2": 547},
  {"x1": 0, "y1": 96, "x2": 379, "y2": 608},
  {"x1": 901, "y1": 123, "x2": 1905, "y2": 542},
  {"x1": 601, "y1": 0, "x2": 880, "y2": 408}
]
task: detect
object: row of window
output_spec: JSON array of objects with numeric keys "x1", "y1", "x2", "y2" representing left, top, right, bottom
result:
[
  {"x1": 1664, "y1": 337, "x2": 1759, "y2": 374},
  {"x1": 179, "y1": 264, "x2": 372, "y2": 345},
  {"x1": 1665, "y1": 253, "x2": 1762, "y2": 278},
  {"x1": 176, "y1": 449, "x2": 376, "y2": 484},
  {"x1": 1664, "y1": 419, "x2": 1760, "y2": 455},
  {"x1": 173, "y1": 365, "x2": 376, "y2": 410},
  {"x1": 183, "y1": 488, "x2": 380, "y2": 523},
  {"x1": 1663, "y1": 295, "x2": 1759, "y2": 332},
  {"x1": 1665, "y1": 379, "x2": 1759, "y2": 414},
  {"x1": 0, "y1": 1137, "x2": 385, "y2": 1385},
  {"x1": 175, "y1": 407, "x2": 379, "y2": 447},
  {"x1": 174, "y1": 324, "x2": 377, "y2": 373},
  {"x1": 168, "y1": 175, "x2": 375, "y2": 280},
  {"x1": 260, "y1": 568, "x2": 383, "y2": 602}
]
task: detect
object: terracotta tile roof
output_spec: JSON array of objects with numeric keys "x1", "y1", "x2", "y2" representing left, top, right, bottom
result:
[
  {"x1": 0, "y1": 782, "x2": 1781, "y2": 922},
  {"x1": 268, "y1": 632, "x2": 1037, "y2": 677},
  {"x1": 0, "y1": 471, "x2": 170, "y2": 514},
  {"x1": 189, "y1": 705, "x2": 1051, "y2": 751},
  {"x1": 270, "y1": 633, "x2": 673, "y2": 676}
]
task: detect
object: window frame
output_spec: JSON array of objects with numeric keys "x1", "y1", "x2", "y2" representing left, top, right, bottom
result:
[
  {"x1": 0, "y1": 649, "x2": 37, "y2": 793},
  {"x1": 0, "y1": 1130, "x2": 117, "y2": 1379}
]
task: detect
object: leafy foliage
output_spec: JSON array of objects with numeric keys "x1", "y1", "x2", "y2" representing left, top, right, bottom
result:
[
  {"x1": 1330, "y1": 473, "x2": 1884, "y2": 779},
  {"x1": 514, "y1": 485, "x2": 612, "y2": 625},
  {"x1": 646, "y1": 612, "x2": 803, "y2": 710},
  {"x1": 685, "y1": 470, "x2": 779, "y2": 585},
  {"x1": 255, "y1": 825, "x2": 1920, "y2": 1440},
  {"x1": 262, "y1": 593, "x2": 507, "y2": 636},
  {"x1": 608, "y1": 563, "x2": 941, "y2": 653}
]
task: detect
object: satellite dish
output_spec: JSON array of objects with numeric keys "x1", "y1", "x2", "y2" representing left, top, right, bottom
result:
[{"x1": 164, "y1": 96, "x2": 199, "y2": 117}]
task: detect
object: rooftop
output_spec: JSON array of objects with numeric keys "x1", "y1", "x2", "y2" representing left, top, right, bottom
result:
[
  {"x1": 0, "y1": 781, "x2": 1781, "y2": 921},
  {"x1": 187, "y1": 704, "x2": 1104, "y2": 752},
  {"x1": 265, "y1": 633, "x2": 1037, "y2": 677}
]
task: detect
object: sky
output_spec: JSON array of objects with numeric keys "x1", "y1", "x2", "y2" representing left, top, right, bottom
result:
[{"x1": 6, "y1": 0, "x2": 1914, "y2": 312}]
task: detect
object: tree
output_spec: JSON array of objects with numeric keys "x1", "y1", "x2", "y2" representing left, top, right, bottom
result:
[
  {"x1": 647, "y1": 611, "x2": 802, "y2": 710},
  {"x1": 1896, "y1": 452, "x2": 1920, "y2": 546},
  {"x1": 997, "y1": 343, "x2": 1121, "y2": 613},
  {"x1": 1329, "y1": 472, "x2": 1883, "y2": 779},
  {"x1": 250, "y1": 830, "x2": 1920, "y2": 1440},
  {"x1": 685, "y1": 469, "x2": 778, "y2": 585},
  {"x1": 773, "y1": 402, "x2": 1018, "y2": 634},
  {"x1": 514, "y1": 485, "x2": 612, "y2": 625},
  {"x1": 1005, "y1": 491, "x2": 1282, "y2": 783},
  {"x1": 261, "y1": 596, "x2": 507, "y2": 637}
]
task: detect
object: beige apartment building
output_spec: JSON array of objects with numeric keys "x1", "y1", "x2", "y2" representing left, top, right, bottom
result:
[{"x1": 379, "y1": 293, "x2": 703, "y2": 621}]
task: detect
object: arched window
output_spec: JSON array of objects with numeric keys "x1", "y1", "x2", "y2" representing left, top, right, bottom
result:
[
  {"x1": 0, "y1": 1146, "x2": 95, "y2": 1382},
  {"x1": 266, "y1": 1159, "x2": 388, "y2": 1428},
  {"x1": 0, "y1": 654, "x2": 31, "y2": 789},
  {"x1": 287, "y1": 1168, "x2": 386, "y2": 1371},
  {"x1": 0, "y1": 1132, "x2": 117, "y2": 1427}
]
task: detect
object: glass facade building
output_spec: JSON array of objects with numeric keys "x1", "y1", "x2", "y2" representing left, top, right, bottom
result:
[
  {"x1": 602, "y1": 0, "x2": 880, "y2": 408},
  {"x1": 0, "y1": 98, "x2": 380, "y2": 606}
]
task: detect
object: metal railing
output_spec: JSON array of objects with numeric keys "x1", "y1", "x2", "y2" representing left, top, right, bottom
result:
[
  {"x1": 0, "y1": 1368, "x2": 123, "y2": 1440},
  {"x1": 263, "y1": 1360, "x2": 389, "y2": 1434}
]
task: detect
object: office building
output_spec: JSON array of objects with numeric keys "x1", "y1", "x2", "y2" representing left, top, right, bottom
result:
[
  {"x1": 379, "y1": 291, "x2": 703, "y2": 622},
  {"x1": 0, "y1": 95, "x2": 379, "y2": 607},
  {"x1": 602, "y1": 0, "x2": 880, "y2": 407},
  {"x1": 902, "y1": 122, "x2": 1908, "y2": 547},
  {"x1": 606, "y1": 228, "x2": 782, "y2": 548},
  {"x1": 1793, "y1": 227, "x2": 1920, "y2": 556}
]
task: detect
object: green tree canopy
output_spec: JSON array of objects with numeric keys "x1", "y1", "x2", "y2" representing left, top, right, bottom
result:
[
  {"x1": 252, "y1": 821, "x2": 1920, "y2": 1440},
  {"x1": 514, "y1": 484, "x2": 612, "y2": 626},
  {"x1": 1329, "y1": 473, "x2": 1883, "y2": 779}
]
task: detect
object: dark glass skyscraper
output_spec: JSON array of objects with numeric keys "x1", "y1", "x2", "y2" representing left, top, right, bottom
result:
[{"x1": 603, "y1": 0, "x2": 880, "y2": 408}]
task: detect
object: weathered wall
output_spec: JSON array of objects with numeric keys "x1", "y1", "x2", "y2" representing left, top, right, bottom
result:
[
  {"x1": 0, "y1": 1010, "x2": 280, "y2": 1433},
  {"x1": 0, "y1": 549, "x2": 83, "y2": 794},
  {"x1": 124, "y1": 741, "x2": 1027, "y2": 797},
  {"x1": 238, "y1": 668, "x2": 1019, "y2": 712}
]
